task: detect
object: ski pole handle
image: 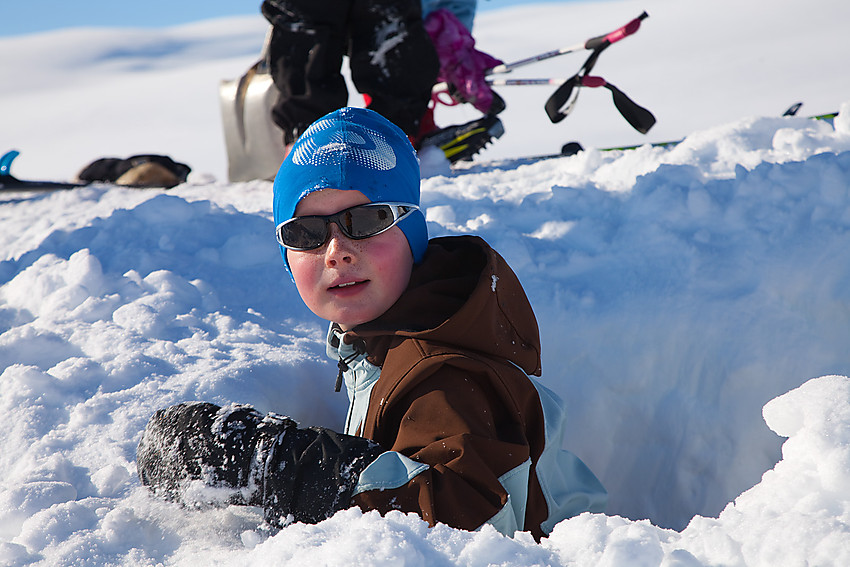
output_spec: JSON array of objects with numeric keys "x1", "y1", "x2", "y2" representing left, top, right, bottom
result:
[{"x1": 585, "y1": 12, "x2": 648, "y2": 51}]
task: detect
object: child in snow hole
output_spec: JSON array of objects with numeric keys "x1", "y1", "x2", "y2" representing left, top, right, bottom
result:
[{"x1": 136, "y1": 107, "x2": 606, "y2": 540}]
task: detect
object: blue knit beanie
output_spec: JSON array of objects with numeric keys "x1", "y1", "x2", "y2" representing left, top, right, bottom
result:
[{"x1": 272, "y1": 107, "x2": 428, "y2": 275}]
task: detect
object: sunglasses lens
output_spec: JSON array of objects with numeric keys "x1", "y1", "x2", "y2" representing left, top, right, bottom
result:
[
  {"x1": 279, "y1": 217, "x2": 328, "y2": 249},
  {"x1": 345, "y1": 205, "x2": 394, "y2": 238}
]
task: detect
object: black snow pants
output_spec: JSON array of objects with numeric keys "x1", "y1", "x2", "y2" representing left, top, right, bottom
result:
[{"x1": 260, "y1": 0, "x2": 440, "y2": 142}]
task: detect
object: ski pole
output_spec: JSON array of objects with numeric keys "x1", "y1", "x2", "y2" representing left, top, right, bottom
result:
[
  {"x1": 485, "y1": 76, "x2": 656, "y2": 134},
  {"x1": 486, "y1": 77, "x2": 569, "y2": 86},
  {"x1": 544, "y1": 72, "x2": 655, "y2": 134},
  {"x1": 487, "y1": 12, "x2": 648, "y2": 76},
  {"x1": 543, "y1": 13, "x2": 653, "y2": 132},
  {"x1": 432, "y1": 12, "x2": 649, "y2": 95}
]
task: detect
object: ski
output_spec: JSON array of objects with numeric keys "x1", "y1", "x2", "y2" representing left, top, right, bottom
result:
[
  {"x1": 474, "y1": 106, "x2": 839, "y2": 166},
  {"x1": 0, "y1": 150, "x2": 89, "y2": 191},
  {"x1": 0, "y1": 176, "x2": 88, "y2": 191},
  {"x1": 589, "y1": 109, "x2": 838, "y2": 154},
  {"x1": 1, "y1": 150, "x2": 191, "y2": 192}
]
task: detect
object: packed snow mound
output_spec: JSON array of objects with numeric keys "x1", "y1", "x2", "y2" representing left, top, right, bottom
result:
[
  {"x1": 207, "y1": 373, "x2": 850, "y2": 567},
  {"x1": 2, "y1": 103, "x2": 850, "y2": 564}
]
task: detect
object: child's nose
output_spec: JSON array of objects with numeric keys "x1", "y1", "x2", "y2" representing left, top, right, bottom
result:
[{"x1": 325, "y1": 223, "x2": 355, "y2": 266}]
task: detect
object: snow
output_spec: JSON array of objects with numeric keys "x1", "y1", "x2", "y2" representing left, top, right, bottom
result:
[{"x1": 2, "y1": 0, "x2": 850, "y2": 565}]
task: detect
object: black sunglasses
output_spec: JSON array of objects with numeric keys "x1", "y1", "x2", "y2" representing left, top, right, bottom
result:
[{"x1": 276, "y1": 202, "x2": 419, "y2": 251}]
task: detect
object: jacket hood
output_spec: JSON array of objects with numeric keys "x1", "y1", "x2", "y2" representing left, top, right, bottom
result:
[{"x1": 352, "y1": 235, "x2": 542, "y2": 376}]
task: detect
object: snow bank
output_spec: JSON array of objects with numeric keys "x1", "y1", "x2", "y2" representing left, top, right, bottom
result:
[
  {"x1": 2, "y1": 107, "x2": 849, "y2": 564},
  {"x1": 3, "y1": 363, "x2": 847, "y2": 566},
  {"x1": 215, "y1": 370, "x2": 850, "y2": 567}
]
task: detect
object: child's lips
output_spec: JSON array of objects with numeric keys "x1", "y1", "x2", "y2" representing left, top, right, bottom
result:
[{"x1": 328, "y1": 279, "x2": 369, "y2": 294}]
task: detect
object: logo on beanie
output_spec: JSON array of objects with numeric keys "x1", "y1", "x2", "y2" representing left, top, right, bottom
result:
[{"x1": 291, "y1": 118, "x2": 397, "y2": 171}]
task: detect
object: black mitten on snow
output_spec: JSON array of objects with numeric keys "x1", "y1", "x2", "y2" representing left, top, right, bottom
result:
[{"x1": 136, "y1": 402, "x2": 383, "y2": 526}]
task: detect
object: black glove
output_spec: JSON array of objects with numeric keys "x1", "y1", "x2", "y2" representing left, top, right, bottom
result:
[{"x1": 136, "y1": 402, "x2": 382, "y2": 526}]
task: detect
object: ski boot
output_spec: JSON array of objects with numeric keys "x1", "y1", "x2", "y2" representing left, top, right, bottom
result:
[{"x1": 419, "y1": 115, "x2": 505, "y2": 164}]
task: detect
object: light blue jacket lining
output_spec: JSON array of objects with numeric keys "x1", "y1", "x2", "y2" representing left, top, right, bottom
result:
[
  {"x1": 481, "y1": 458, "x2": 531, "y2": 536},
  {"x1": 327, "y1": 325, "x2": 381, "y2": 436},
  {"x1": 352, "y1": 451, "x2": 430, "y2": 496},
  {"x1": 529, "y1": 377, "x2": 608, "y2": 534}
]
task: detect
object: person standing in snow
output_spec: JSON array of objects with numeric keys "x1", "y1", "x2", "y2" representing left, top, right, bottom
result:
[
  {"x1": 136, "y1": 107, "x2": 606, "y2": 539},
  {"x1": 259, "y1": 0, "x2": 505, "y2": 164}
]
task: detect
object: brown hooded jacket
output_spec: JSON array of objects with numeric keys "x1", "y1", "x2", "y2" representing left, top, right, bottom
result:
[{"x1": 339, "y1": 235, "x2": 603, "y2": 539}]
